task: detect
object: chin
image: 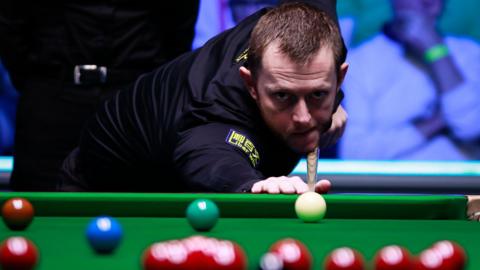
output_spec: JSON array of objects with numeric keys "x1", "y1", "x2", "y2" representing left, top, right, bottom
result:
[
  {"x1": 287, "y1": 140, "x2": 318, "y2": 154},
  {"x1": 286, "y1": 132, "x2": 319, "y2": 153}
]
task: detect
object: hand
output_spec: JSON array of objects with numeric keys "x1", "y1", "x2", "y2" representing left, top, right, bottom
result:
[
  {"x1": 414, "y1": 109, "x2": 447, "y2": 138},
  {"x1": 318, "y1": 105, "x2": 347, "y2": 149},
  {"x1": 467, "y1": 195, "x2": 480, "y2": 221},
  {"x1": 386, "y1": 10, "x2": 442, "y2": 57},
  {"x1": 251, "y1": 176, "x2": 331, "y2": 194}
]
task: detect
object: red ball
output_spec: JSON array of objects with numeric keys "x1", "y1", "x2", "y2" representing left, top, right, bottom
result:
[
  {"x1": 182, "y1": 236, "x2": 217, "y2": 269},
  {"x1": 374, "y1": 245, "x2": 414, "y2": 270},
  {"x1": 2, "y1": 198, "x2": 34, "y2": 230},
  {"x1": 210, "y1": 240, "x2": 247, "y2": 270},
  {"x1": 180, "y1": 236, "x2": 247, "y2": 270},
  {"x1": 431, "y1": 240, "x2": 467, "y2": 270},
  {"x1": 324, "y1": 247, "x2": 365, "y2": 270},
  {"x1": 142, "y1": 241, "x2": 188, "y2": 270},
  {"x1": 414, "y1": 248, "x2": 447, "y2": 270},
  {"x1": 0, "y1": 236, "x2": 39, "y2": 270},
  {"x1": 269, "y1": 238, "x2": 312, "y2": 270}
]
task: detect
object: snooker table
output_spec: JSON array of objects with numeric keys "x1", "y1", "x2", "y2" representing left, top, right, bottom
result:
[{"x1": 0, "y1": 192, "x2": 478, "y2": 269}]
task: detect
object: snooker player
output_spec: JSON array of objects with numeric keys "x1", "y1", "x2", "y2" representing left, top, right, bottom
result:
[{"x1": 58, "y1": 0, "x2": 349, "y2": 194}]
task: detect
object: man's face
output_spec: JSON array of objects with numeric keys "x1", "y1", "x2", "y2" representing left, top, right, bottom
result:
[
  {"x1": 392, "y1": 0, "x2": 423, "y2": 14},
  {"x1": 240, "y1": 43, "x2": 347, "y2": 154},
  {"x1": 391, "y1": 0, "x2": 442, "y2": 20}
]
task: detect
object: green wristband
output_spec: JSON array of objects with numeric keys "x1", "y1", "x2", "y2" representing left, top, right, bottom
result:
[{"x1": 424, "y1": 44, "x2": 449, "y2": 63}]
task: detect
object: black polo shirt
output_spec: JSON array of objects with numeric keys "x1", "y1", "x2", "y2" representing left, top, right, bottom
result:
[{"x1": 60, "y1": 0, "x2": 342, "y2": 192}]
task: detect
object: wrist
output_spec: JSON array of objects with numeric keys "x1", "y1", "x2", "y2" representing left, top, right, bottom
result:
[{"x1": 423, "y1": 44, "x2": 449, "y2": 63}]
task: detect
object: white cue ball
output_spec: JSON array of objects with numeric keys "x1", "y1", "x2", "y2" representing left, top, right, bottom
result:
[{"x1": 295, "y1": 191, "x2": 327, "y2": 222}]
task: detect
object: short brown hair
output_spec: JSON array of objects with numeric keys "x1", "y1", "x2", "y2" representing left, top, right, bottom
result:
[{"x1": 247, "y1": 2, "x2": 346, "y2": 79}]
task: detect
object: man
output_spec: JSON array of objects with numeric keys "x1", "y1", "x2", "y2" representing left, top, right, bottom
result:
[
  {"x1": 59, "y1": 0, "x2": 349, "y2": 193},
  {"x1": 0, "y1": 1, "x2": 199, "y2": 191},
  {"x1": 340, "y1": 0, "x2": 480, "y2": 160}
]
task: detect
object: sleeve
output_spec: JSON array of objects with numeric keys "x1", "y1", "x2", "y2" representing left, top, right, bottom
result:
[
  {"x1": 440, "y1": 39, "x2": 480, "y2": 140},
  {"x1": 173, "y1": 123, "x2": 264, "y2": 193},
  {"x1": 76, "y1": 73, "x2": 160, "y2": 191},
  {"x1": 0, "y1": 0, "x2": 30, "y2": 89}
]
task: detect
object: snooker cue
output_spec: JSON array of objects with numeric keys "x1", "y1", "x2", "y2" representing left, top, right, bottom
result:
[{"x1": 306, "y1": 147, "x2": 319, "y2": 192}]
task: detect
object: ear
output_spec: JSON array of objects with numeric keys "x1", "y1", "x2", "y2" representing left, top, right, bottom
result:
[
  {"x1": 239, "y1": 66, "x2": 258, "y2": 100},
  {"x1": 337, "y1": 62, "x2": 349, "y2": 90}
]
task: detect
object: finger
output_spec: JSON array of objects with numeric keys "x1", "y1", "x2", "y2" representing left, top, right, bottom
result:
[
  {"x1": 295, "y1": 183, "x2": 309, "y2": 194},
  {"x1": 330, "y1": 116, "x2": 344, "y2": 136},
  {"x1": 315, "y1": 179, "x2": 331, "y2": 194},
  {"x1": 266, "y1": 181, "x2": 281, "y2": 194},
  {"x1": 278, "y1": 181, "x2": 296, "y2": 194},
  {"x1": 319, "y1": 118, "x2": 341, "y2": 148},
  {"x1": 326, "y1": 125, "x2": 340, "y2": 146},
  {"x1": 251, "y1": 181, "x2": 265, "y2": 193},
  {"x1": 289, "y1": 177, "x2": 309, "y2": 194},
  {"x1": 337, "y1": 113, "x2": 347, "y2": 136},
  {"x1": 289, "y1": 176, "x2": 305, "y2": 183},
  {"x1": 328, "y1": 106, "x2": 347, "y2": 144},
  {"x1": 469, "y1": 212, "x2": 480, "y2": 222},
  {"x1": 338, "y1": 119, "x2": 346, "y2": 138}
]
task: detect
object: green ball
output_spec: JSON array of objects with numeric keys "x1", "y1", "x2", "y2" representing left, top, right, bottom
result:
[{"x1": 186, "y1": 199, "x2": 219, "y2": 231}]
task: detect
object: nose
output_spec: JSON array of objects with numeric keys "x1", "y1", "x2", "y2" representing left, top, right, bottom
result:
[{"x1": 292, "y1": 99, "x2": 311, "y2": 125}]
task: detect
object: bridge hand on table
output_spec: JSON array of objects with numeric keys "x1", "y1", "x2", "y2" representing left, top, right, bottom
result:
[{"x1": 251, "y1": 176, "x2": 331, "y2": 194}]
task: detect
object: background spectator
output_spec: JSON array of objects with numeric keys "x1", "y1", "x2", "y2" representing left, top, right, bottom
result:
[
  {"x1": 0, "y1": 1, "x2": 199, "y2": 190},
  {"x1": 340, "y1": 0, "x2": 480, "y2": 160}
]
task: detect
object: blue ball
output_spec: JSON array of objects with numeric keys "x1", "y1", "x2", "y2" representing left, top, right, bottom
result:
[{"x1": 86, "y1": 216, "x2": 123, "y2": 253}]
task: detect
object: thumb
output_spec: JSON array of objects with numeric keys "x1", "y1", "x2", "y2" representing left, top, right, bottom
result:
[{"x1": 315, "y1": 179, "x2": 331, "y2": 194}]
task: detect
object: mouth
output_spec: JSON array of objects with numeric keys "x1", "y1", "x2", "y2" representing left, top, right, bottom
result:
[
  {"x1": 290, "y1": 128, "x2": 318, "y2": 143},
  {"x1": 287, "y1": 128, "x2": 318, "y2": 153},
  {"x1": 292, "y1": 127, "x2": 316, "y2": 136}
]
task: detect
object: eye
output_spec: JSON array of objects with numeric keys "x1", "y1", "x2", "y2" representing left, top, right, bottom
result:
[
  {"x1": 310, "y1": 91, "x2": 327, "y2": 100},
  {"x1": 273, "y1": 92, "x2": 291, "y2": 102}
]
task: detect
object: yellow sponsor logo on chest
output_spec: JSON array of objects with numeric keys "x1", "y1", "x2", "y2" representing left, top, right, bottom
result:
[{"x1": 226, "y1": 129, "x2": 260, "y2": 167}]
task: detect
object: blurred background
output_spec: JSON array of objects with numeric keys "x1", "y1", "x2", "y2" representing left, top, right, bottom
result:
[{"x1": 1, "y1": 0, "x2": 480, "y2": 182}]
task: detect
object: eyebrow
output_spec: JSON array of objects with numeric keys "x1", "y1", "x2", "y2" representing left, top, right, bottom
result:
[{"x1": 265, "y1": 85, "x2": 330, "y2": 93}]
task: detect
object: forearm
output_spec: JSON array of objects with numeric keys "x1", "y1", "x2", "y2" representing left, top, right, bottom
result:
[
  {"x1": 413, "y1": 111, "x2": 446, "y2": 139},
  {"x1": 425, "y1": 47, "x2": 464, "y2": 94},
  {"x1": 440, "y1": 81, "x2": 480, "y2": 140},
  {"x1": 174, "y1": 123, "x2": 267, "y2": 193},
  {"x1": 423, "y1": 42, "x2": 480, "y2": 140}
]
